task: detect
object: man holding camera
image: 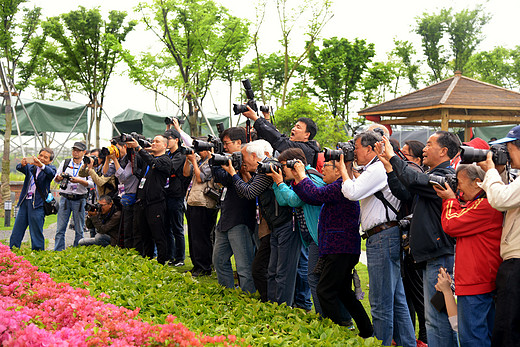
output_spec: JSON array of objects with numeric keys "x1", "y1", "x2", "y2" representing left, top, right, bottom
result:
[
  {"x1": 79, "y1": 195, "x2": 121, "y2": 247},
  {"x1": 10, "y1": 148, "x2": 56, "y2": 251},
  {"x1": 242, "y1": 107, "x2": 320, "y2": 168},
  {"x1": 229, "y1": 140, "x2": 298, "y2": 305},
  {"x1": 54, "y1": 142, "x2": 94, "y2": 251},
  {"x1": 379, "y1": 131, "x2": 460, "y2": 347},
  {"x1": 478, "y1": 125, "x2": 520, "y2": 345},
  {"x1": 126, "y1": 135, "x2": 172, "y2": 264},
  {"x1": 212, "y1": 127, "x2": 257, "y2": 292},
  {"x1": 340, "y1": 131, "x2": 415, "y2": 347}
]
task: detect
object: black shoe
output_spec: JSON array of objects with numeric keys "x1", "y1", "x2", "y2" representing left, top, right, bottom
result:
[
  {"x1": 173, "y1": 260, "x2": 185, "y2": 267},
  {"x1": 192, "y1": 269, "x2": 211, "y2": 277}
]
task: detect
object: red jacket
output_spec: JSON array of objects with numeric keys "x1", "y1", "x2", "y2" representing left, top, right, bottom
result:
[{"x1": 441, "y1": 195, "x2": 503, "y2": 296}]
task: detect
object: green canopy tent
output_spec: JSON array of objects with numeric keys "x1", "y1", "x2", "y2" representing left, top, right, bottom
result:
[
  {"x1": 112, "y1": 108, "x2": 245, "y2": 138},
  {"x1": 0, "y1": 98, "x2": 88, "y2": 135}
]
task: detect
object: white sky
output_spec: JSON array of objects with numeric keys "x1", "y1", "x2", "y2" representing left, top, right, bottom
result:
[{"x1": 27, "y1": 0, "x2": 520, "y2": 143}]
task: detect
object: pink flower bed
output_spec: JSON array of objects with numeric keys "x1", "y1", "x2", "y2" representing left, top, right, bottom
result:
[{"x1": 0, "y1": 243, "x2": 239, "y2": 346}]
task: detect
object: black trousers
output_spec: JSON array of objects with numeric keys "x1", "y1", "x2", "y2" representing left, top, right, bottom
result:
[
  {"x1": 317, "y1": 253, "x2": 373, "y2": 338},
  {"x1": 402, "y1": 254, "x2": 427, "y2": 343},
  {"x1": 135, "y1": 200, "x2": 169, "y2": 264},
  {"x1": 252, "y1": 234, "x2": 271, "y2": 302},
  {"x1": 122, "y1": 204, "x2": 137, "y2": 249},
  {"x1": 186, "y1": 205, "x2": 218, "y2": 272},
  {"x1": 492, "y1": 258, "x2": 520, "y2": 347}
]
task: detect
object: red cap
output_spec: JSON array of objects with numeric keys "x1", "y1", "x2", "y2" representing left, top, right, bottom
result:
[{"x1": 463, "y1": 137, "x2": 489, "y2": 150}]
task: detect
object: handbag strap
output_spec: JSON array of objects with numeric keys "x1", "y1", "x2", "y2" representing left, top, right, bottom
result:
[{"x1": 32, "y1": 166, "x2": 48, "y2": 201}]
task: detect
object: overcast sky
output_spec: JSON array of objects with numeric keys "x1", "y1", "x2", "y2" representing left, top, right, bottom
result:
[{"x1": 28, "y1": 0, "x2": 520, "y2": 142}]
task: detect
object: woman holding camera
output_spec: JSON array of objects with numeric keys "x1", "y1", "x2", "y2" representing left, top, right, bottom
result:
[
  {"x1": 291, "y1": 155, "x2": 373, "y2": 338},
  {"x1": 434, "y1": 164, "x2": 502, "y2": 347}
]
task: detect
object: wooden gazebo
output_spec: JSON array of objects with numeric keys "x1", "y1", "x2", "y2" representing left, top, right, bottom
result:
[{"x1": 359, "y1": 71, "x2": 520, "y2": 141}]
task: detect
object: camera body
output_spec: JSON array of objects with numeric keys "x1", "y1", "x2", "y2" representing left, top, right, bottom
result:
[
  {"x1": 211, "y1": 152, "x2": 242, "y2": 171},
  {"x1": 460, "y1": 144, "x2": 509, "y2": 165},
  {"x1": 233, "y1": 79, "x2": 258, "y2": 115},
  {"x1": 100, "y1": 144, "x2": 120, "y2": 159},
  {"x1": 60, "y1": 173, "x2": 72, "y2": 190},
  {"x1": 285, "y1": 159, "x2": 298, "y2": 169},
  {"x1": 85, "y1": 202, "x2": 101, "y2": 212},
  {"x1": 193, "y1": 135, "x2": 224, "y2": 154},
  {"x1": 323, "y1": 140, "x2": 355, "y2": 162},
  {"x1": 428, "y1": 173, "x2": 458, "y2": 192},
  {"x1": 259, "y1": 105, "x2": 270, "y2": 113},
  {"x1": 256, "y1": 158, "x2": 282, "y2": 174},
  {"x1": 179, "y1": 146, "x2": 194, "y2": 155},
  {"x1": 164, "y1": 117, "x2": 185, "y2": 126},
  {"x1": 83, "y1": 155, "x2": 99, "y2": 167}
]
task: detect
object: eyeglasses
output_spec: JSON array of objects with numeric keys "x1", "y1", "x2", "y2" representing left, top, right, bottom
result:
[
  {"x1": 323, "y1": 163, "x2": 335, "y2": 167},
  {"x1": 223, "y1": 140, "x2": 236, "y2": 145}
]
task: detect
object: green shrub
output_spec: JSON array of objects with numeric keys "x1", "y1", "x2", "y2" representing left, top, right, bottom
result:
[{"x1": 16, "y1": 245, "x2": 381, "y2": 346}]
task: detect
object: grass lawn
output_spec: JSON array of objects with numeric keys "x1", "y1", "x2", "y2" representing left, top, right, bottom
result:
[{"x1": 0, "y1": 214, "x2": 57, "y2": 231}]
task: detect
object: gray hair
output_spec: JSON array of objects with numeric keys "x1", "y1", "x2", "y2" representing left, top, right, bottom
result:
[
  {"x1": 456, "y1": 164, "x2": 485, "y2": 181},
  {"x1": 353, "y1": 130, "x2": 382, "y2": 148},
  {"x1": 243, "y1": 139, "x2": 273, "y2": 160}
]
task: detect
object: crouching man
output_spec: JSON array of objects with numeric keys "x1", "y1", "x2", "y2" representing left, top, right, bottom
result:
[{"x1": 79, "y1": 195, "x2": 121, "y2": 247}]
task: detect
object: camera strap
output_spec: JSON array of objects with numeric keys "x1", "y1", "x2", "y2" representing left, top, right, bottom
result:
[{"x1": 374, "y1": 190, "x2": 399, "y2": 223}]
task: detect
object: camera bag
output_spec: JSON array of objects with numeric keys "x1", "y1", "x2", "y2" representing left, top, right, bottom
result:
[{"x1": 33, "y1": 167, "x2": 58, "y2": 216}]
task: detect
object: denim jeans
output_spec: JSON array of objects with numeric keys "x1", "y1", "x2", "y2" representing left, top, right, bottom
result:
[
  {"x1": 212, "y1": 224, "x2": 256, "y2": 293},
  {"x1": 166, "y1": 196, "x2": 185, "y2": 262},
  {"x1": 78, "y1": 233, "x2": 112, "y2": 247},
  {"x1": 10, "y1": 199, "x2": 46, "y2": 250},
  {"x1": 267, "y1": 220, "x2": 301, "y2": 306},
  {"x1": 54, "y1": 197, "x2": 86, "y2": 251},
  {"x1": 366, "y1": 226, "x2": 415, "y2": 347},
  {"x1": 492, "y1": 258, "x2": 520, "y2": 346},
  {"x1": 424, "y1": 255, "x2": 458, "y2": 347},
  {"x1": 293, "y1": 244, "x2": 312, "y2": 310},
  {"x1": 458, "y1": 292, "x2": 495, "y2": 347}
]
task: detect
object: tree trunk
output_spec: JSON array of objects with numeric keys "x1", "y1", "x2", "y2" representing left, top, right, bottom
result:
[
  {"x1": 1, "y1": 96, "x2": 12, "y2": 205},
  {"x1": 229, "y1": 79, "x2": 233, "y2": 125}
]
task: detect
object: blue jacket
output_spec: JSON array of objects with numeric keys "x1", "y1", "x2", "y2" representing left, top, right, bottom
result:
[
  {"x1": 272, "y1": 165, "x2": 324, "y2": 246},
  {"x1": 16, "y1": 163, "x2": 57, "y2": 209},
  {"x1": 293, "y1": 177, "x2": 361, "y2": 257}
]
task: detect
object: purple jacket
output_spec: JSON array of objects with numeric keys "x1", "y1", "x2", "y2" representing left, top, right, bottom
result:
[{"x1": 293, "y1": 177, "x2": 361, "y2": 256}]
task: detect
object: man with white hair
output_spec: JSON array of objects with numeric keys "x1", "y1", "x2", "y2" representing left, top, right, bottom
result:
[{"x1": 224, "y1": 140, "x2": 299, "y2": 306}]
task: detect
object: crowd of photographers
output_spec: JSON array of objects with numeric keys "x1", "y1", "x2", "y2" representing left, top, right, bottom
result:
[{"x1": 9, "y1": 80, "x2": 520, "y2": 346}]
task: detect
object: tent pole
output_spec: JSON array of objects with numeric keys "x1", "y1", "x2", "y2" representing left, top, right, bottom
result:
[
  {"x1": 14, "y1": 93, "x2": 44, "y2": 148},
  {"x1": 53, "y1": 106, "x2": 88, "y2": 159},
  {"x1": 101, "y1": 108, "x2": 121, "y2": 136},
  {"x1": 0, "y1": 63, "x2": 25, "y2": 157}
]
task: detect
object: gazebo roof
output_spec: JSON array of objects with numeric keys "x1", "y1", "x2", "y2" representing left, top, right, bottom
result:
[{"x1": 359, "y1": 72, "x2": 520, "y2": 130}]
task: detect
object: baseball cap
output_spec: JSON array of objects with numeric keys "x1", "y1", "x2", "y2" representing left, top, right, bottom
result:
[
  {"x1": 72, "y1": 142, "x2": 86, "y2": 151},
  {"x1": 462, "y1": 137, "x2": 489, "y2": 150},
  {"x1": 490, "y1": 125, "x2": 520, "y2": 144}
]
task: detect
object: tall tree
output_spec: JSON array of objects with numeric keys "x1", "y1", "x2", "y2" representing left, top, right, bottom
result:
[
  {"x1": 391, "y1": 39, "x2": 421, "y2": 91},
  {"x1": 445, "y1": 6, "x2": 490, "y2": 73},
  {"x1": 415, "y1": 10, "x2": 448, "y2": 82},
  {"x1": 0, "y1": 0, "x2": 42, "y2": 212},
  {"x1": 133, "y1": 0, "x2": 250, "y2": 136},
  {"x1": 466, "y1": 46, "x2": 516, "y2": 89},
  {"x1": 307, "y1": 37, "x2": 375, "y2": 130},
  {"x1": 276, "y1": 0, "x2": 332, "y2": 108},
  {"x1": 361, "y1": 61, "x2": 399, "y2": 107},
  {"x1": 42, "y1": 7, "x2": 136, "y2": 148}
]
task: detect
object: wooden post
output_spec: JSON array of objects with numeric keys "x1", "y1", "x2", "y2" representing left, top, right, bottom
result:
[
  {"x1": 441, "y1": 109, "x2": 449, "y2": 131},
  {"x1": 464, "y1": 122, "x2": 472, "y2": 142}
]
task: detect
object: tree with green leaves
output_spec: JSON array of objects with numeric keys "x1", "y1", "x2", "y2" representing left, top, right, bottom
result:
[
  {"x1": 274, "y1": 97, "x2": 349, "y2": 148},
  {"x1": 131, "y1": 0, "x2": 250, "y2": 136},
  {"x1": 415, "y1": 6, "x2": 490, "y2": 81},
  {"x1": 307, "y1": 37, "x2": 375, "y2": 131},
  {"x1": 391, "y1": 39, "x2": 421, "y2": 91},
  {"x1": 41, "y1": 7, "x2": 136, "y2": 148},
  {"x1": 466, "y1": 46, "x2": 516, "y2": 89},
  {"x1": 276, "y1": 0, "x2": 332, "y2": 108},
  {"x1": 0, "y1": 0, "x2": 43, "y2": 212},
  {"x1": 361, "y1": 61, "x2": 399, "y2": 108}
]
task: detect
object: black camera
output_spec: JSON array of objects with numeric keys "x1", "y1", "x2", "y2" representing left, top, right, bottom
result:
[
  {"x1": 130, "y1": 132, "x2": 152, "y2": 148},
  {"x1": 460, "y1": 144, "x2": 509, "y2": 165},
  {"x1": 429, "y1": 173, "x2": 458, "y2": 192},
  {"x1": 259, "y1": 105, "x2": 270, "y2": 113},
  {"x1": 211, "y1": 152, "x2": 242, "y2": 171},
  {"x1": 179, "y1": 146, "x2": 194, "y2": 155},
  {"x1": 60, "y1": 173, "x2": 72, "y2": 190},
  {"x1": 323, "y1": 140, "x2": 355, "y2": 162},
  {"x1": 164, "y1": 117, "x2": 185, "y2": 126},
  {"x1": 115, "y1": 133, "x2": 134, "y2": 143},
  {"x1": 193, "y1": 135, "x2": 224, "y2": 154},
  {"x1": 216, "y1": 122, "x2": 225, "y2": 135},
  {"x1": 285, "y1": 159, "x2": 298, "y2": 169},
  {"x1": 83, "y1": 155, "x2": 99, "y2": 167},
  {"x1": 256, "y1": 158, "x2": 282, "y2": 174},
  {"x1": 85, "y1": 202, "x2": 101, "y2": 212},
  {"x1": 100, "y1": 144, "x2": 120, "y2": 159},
  {"x1": 233, "y1": 79, "x2": 258, "y2": 115}
]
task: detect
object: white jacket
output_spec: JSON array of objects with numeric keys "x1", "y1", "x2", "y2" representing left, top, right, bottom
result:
[{"x1": 481, "y1": 169, "x2": 520, "y2": 260}]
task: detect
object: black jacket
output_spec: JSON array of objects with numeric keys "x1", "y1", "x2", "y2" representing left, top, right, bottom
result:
[
  {"x1": 136, "y1": 149, "x2": 172, "y2": 205},
  {"x1": 165, "y1": 149, "x2": 188, "y2": 198},
  {"x1": 389, "y1": 156, "x2": 456, "y2": 263},
  {"x1": 253, "y1": 117, "x2": 320, "y2": 167}
]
